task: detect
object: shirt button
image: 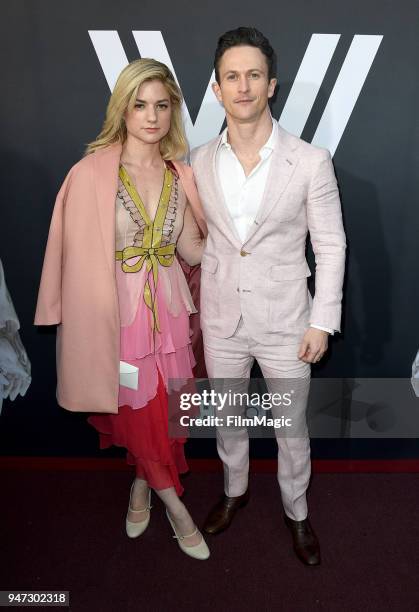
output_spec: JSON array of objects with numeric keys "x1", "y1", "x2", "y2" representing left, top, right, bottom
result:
[{"x1": 240, "y1": 250, "x2": 249, "y2": 257}]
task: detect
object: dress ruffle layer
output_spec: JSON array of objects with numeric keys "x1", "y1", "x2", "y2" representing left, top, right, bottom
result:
[
  {"x1": 117, "y1": 263, "x2": 196, "y2": 410},
  {"x1": 116, "y1": 258, "x2": 197, "y2": 328},
  {"x1": 88, "y1": 372, "x2": 188, "y2": 496},
  {"x1": 88, "y1": 260, "x2": 197, "y2": 495}
]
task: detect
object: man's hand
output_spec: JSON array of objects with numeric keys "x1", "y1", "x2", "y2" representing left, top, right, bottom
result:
[{"x1": 298, "y1": 328, "x2": 329, "y2": 363}]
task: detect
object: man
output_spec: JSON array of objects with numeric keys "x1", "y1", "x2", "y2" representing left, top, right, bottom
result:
[{"x1": 191, "y1": 27, "x2": 346, "y2": 565}]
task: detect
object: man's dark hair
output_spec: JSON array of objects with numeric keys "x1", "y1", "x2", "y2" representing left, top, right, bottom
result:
[{"x1": 214, "y1": 27, "x2": 277, "y2": 83}]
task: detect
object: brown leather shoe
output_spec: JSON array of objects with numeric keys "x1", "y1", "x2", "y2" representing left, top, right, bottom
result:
[
  {"x1": 203, "y1": 490, "x2": 250, "y2": 535},
  {"x1": 284, "y1": 514, "x2": 321, "y2": 566}
]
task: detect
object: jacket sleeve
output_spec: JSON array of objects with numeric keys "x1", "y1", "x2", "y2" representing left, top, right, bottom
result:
[
  {"x1": 307, "y1": 150, "x2": 346, "y2": 332},
  {"x1": 177, "y1": 204, "x2": 206, "y2": 266},
  {"x1": 34, "y1": 169, "x2": 73, "y2": 325},
  {"x1": 173, "y1": 161, "x2": 208, "y2": 237}
]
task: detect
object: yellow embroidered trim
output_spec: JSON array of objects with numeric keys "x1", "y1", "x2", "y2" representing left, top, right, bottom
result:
[{"x1": 117, "y1": 166, "x2": 175, "y2": 332}]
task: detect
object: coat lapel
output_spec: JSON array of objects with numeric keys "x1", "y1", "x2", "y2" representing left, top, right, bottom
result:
[
  {"x1": 243, "y1": 124, "x2": 299, "y2": 246},
  {"x1": 92, "y1": 143, "x2": 122, "y2": 276}
]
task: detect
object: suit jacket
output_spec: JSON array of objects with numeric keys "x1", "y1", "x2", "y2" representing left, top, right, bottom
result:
[
  {"x1": 35, "y1": 143, "x2": 206, "y2": 413},
  {"x1": 191, "y1": 122, "x2": 346, "y2": 345}
]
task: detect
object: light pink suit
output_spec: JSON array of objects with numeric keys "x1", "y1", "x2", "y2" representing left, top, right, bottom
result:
[{"x1": 191, "y1": 122, "x2": 346, "y2": 520}]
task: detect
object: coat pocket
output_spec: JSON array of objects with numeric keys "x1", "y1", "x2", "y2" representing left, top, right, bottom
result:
[
  {"x1": 268, "y1": 262, "x2": 311, "y2": 332},
  {"x1": 270, "y1": 261, "x2": 311, "y2": 281}
]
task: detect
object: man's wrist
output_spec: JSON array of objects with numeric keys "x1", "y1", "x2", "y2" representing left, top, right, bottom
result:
[{"x1": 310, "y1": 324, "x2": 334, "y2": 335}]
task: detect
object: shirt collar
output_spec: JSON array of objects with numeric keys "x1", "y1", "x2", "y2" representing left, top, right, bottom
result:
[{"x1": 219, "y1": 118, "x2": 277, "y2": 157}]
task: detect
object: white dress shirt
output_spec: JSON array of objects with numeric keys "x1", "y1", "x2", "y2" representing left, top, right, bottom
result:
[
  {"x1": 216, "y1": 120, "x2": 277, "y2": 243},
  {"x1": 215, "y1": 120, "x2": 334, "y2": 335}
]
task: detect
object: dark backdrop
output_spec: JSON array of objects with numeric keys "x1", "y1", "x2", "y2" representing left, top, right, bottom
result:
[{"x1": 1, "y1": 0, "x2": 418, "y2": 459}]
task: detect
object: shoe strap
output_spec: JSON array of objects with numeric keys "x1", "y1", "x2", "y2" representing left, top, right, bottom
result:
[
  {"x1": 129, "y1": 483, "x2": 152, "y2": 513},
  {"x1": 128, "y1": 504, "x2": 153, "y2": 513},
  {"x1": 173, "y1": 526, "x2": 199, "y2": 540}
]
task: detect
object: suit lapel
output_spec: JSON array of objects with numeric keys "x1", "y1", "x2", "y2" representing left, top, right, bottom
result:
[
  {"x1": 243, "y1": 124, "x2": 299, "y2": 246},
  {"x1": 93, "y1": 143, "x2": 122, "y2": 276}
]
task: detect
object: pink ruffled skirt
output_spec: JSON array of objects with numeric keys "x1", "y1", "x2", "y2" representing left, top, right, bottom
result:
[{"x1": 88, "y1": 264, "x2": 196, "y2": 496}]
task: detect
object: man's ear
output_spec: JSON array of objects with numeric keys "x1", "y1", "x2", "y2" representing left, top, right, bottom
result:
[
  {"x1": 212, "y1": 81, "x2": 223, "y2": 104},
  {"x1": 268, "y1": 78, "x2": 278, "y2": 99}
]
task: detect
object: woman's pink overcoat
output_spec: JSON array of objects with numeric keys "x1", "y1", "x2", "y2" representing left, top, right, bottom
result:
[{"x1": 34, "y1": 143, "x2": 207, "y2": 414}]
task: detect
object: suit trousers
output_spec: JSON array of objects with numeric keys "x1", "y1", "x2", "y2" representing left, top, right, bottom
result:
[{"x1": 203, "y1": 317, "x2": 311, "y2": 521}]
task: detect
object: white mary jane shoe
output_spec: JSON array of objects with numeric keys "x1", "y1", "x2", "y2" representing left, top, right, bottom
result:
[
  {"x1": 126, "y1": 485, "x2": 152, "y2": 538},
  {"x1": 166, "y1": 509, "x2": 210, "y2": 560}
]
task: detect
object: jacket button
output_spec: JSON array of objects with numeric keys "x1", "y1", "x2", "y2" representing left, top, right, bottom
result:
[{"x1": 240, "y1": 250, "x2": 249, "y2": 257}]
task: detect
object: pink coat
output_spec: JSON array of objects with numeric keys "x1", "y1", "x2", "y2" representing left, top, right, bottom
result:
[{"x1": 34, "y1": 143, "x2": 207, "y2": 413}]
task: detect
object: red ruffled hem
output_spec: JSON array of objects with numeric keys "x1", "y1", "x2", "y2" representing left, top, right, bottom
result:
[{"x1": 88, "y1": 371, "x2": 188, "y2": 496}]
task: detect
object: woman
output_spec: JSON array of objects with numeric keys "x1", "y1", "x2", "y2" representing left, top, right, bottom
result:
[{"x1": 35, "y1": 59, "x2": 209, "y2": 560}]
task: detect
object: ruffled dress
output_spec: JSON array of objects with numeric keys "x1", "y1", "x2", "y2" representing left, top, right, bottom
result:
[{"x1": 88, "y1": 163, "x2": 202, "y2": 496}]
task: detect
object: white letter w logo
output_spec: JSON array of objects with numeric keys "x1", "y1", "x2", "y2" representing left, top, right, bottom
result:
[{"x1": 89, "y1": 30, "x2": 382, "y2": 156}]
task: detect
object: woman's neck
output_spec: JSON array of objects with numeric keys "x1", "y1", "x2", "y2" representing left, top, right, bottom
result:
[{"x1": 121, "y1": 137, "x2": 163, "y2": 169}]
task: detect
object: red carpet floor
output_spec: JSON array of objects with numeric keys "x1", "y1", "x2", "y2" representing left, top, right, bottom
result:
[{"x1": 1, "y1": 469, "x2": 419, "y2": 611}]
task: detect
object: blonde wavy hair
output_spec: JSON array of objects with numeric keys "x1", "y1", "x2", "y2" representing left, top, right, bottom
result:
[{"x1": 85, "y1": 58, "x2": 188, "y2": 159}]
